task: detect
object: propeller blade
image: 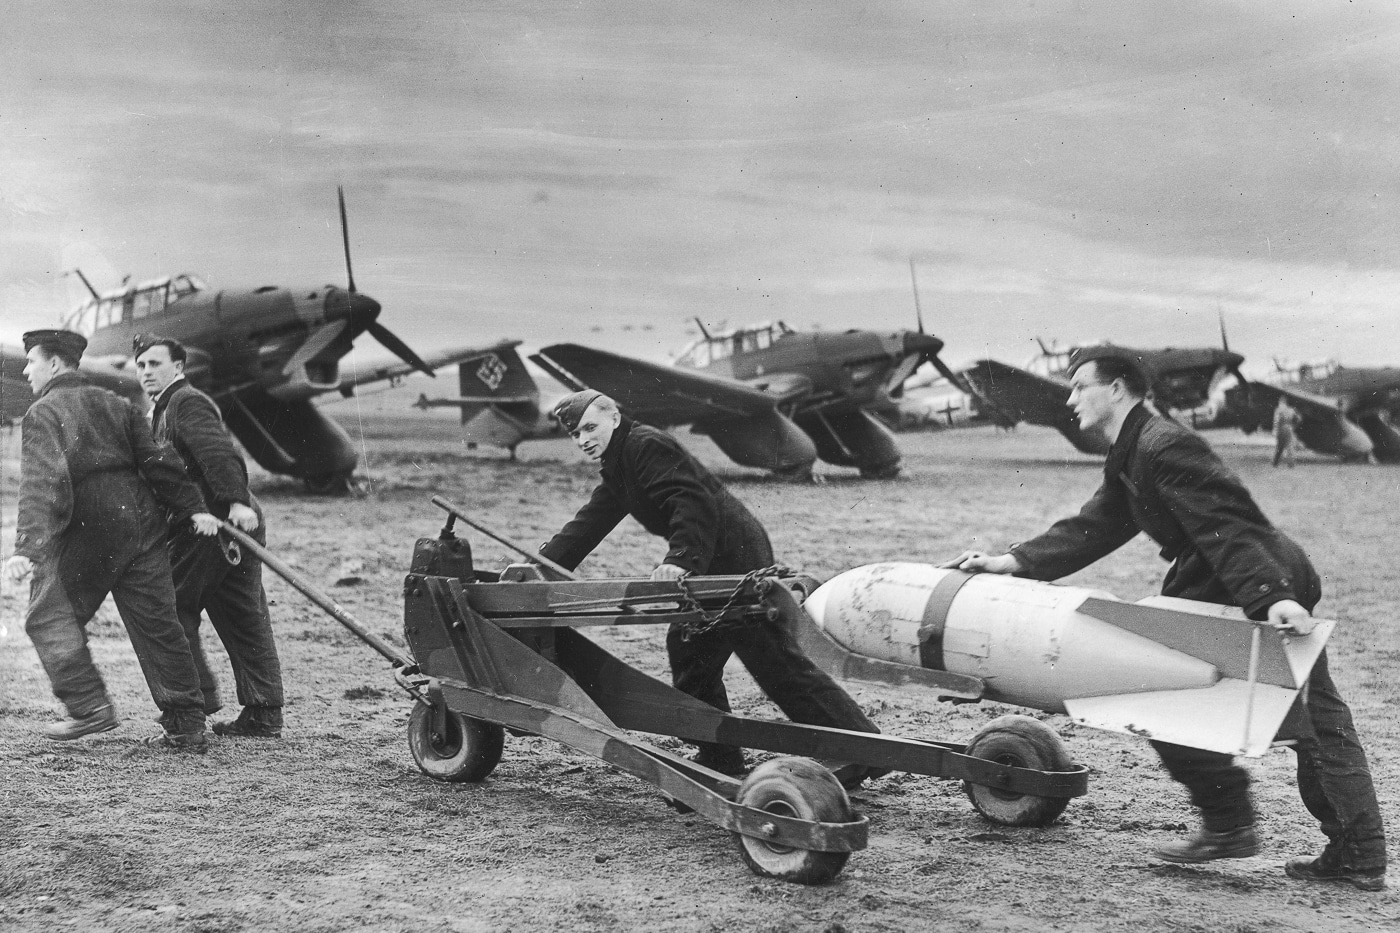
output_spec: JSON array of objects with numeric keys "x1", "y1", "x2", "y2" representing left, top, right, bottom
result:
[
  {"x1": 1218, "y1": 306, "x2": 1230, "y2": 353},
  {"x1": 930, "y1": 354, "x2": 1017, "y2": 427},
  {"x1": 338, "y1": 186, "x2": 357, "y2": 294},
  {"x1": 908, "y1": 257, "x2": 925, "y2": 335},
  {"x1": 927, "y1": 354, "x2": 967, "y2": 391},
  {"x1": 368, "y1": 321, "x2": 435, "y2": 377}
]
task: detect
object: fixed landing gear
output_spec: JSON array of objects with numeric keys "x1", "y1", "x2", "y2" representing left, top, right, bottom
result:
[
  {"x1": 302, "y1": 472, "x2": 357, "y2": 495},
  {"x1": 858, "y1": 463, "x2": 901, "y2": 480}
]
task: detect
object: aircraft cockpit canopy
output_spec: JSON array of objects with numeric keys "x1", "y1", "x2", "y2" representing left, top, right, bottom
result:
[
  {"x1": 65, "y1": 274, "x2": 208, "y2": 336},
  {"x1": 675, "y1": 321, "x2": 796, "y2": 368},
  {"x1": 1268, "y1": 359, "x2": 1340, "y2": 386},
  {"x1": 1025, "y1": 345, "x2": 1076, "y2": 379}
]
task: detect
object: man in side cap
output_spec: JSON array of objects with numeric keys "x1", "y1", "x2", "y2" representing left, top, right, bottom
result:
[
  {"x1": 134, "y1": 334, "x2": 285, "y2": 738},
  {"x1": 941, "y1": 346, "x2": 1387, "y2": 891},
  {"x1": 541, "y1": 390, "x2": 881, "y2": 782},
  {"x1": 3, "y1": 329, "x2": 219, "y2": 750}
]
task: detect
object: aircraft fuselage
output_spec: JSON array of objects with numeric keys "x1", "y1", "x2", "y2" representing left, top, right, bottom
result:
[
  {"x1": 62, "y1": 274, "x2": 387, "y2": 487},
  {"x1": 677, "y1": 324, "x2": 942, "y2": 413}
]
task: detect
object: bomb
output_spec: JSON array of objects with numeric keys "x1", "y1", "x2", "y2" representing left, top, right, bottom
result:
[{"x1": 799, "y1": 562, "x2": 1332, "y2": 757}]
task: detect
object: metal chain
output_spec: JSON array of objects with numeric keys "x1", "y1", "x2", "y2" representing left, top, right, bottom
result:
[{"x1": 675, "y1": 564, "x2": 787, "y2": 641}]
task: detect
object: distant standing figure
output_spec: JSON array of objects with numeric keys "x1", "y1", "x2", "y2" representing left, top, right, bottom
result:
[
  {"x1": 1272, "y1": 398, "x2": 1300, "y2": 468},
  {"x1": 540, "y1": 390, "x2": 881, "y2": 784},
  {"x1": 942, "y1": 347, "x2": 1386, "y2": 892},
  {"x1": 134, "y1": 334, "x2": 285, "y2": 738},
  {"x1": 3, "y1": 329, "x2": 218, "y2": 750}
]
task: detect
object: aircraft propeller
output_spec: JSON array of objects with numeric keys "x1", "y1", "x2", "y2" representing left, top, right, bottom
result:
[
  {"x1": 1217, "y1": 306, "x2": 1252, "y2": 410},
  {"x1": 337, "y1": 186, "x2": 435, "y2": 377},
  {"x1": 908, "y1": 257, "x2": 926, "y2": 336},
  {"x1": 907, "y1": 255, "x2": 1000, "y2": 409}
]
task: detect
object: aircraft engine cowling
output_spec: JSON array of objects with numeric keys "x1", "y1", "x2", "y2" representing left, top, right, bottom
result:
[{"x1": 693, "y1": 409, "x2": 817, "y2": 478}]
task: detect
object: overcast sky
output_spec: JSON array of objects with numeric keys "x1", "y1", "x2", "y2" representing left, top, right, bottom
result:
[{"x1": 3, "y1": 1, "x2": 1398, "y2": 372}]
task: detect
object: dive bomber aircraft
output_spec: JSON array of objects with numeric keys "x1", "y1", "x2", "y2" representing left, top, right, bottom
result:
[
  {"x1": 961, "y1": 338, "x2": 1247, "y2": 455},
  {"x1": 1223, "y1": 360, "x2": 1400, "y2": 463},
  {"x1": 529, "y1": 320, "x2": 953, "y2": 479},
  {"x1": 46, "y1": 189, "x2": 503, "y2": 492}
]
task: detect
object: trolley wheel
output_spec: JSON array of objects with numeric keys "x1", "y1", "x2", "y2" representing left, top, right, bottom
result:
[
  {"x1": 963, "y1": 714, "x2": 1073, "y2": 827},
  {"x1": 733, "y1": 757, "x2": 853, "y2": 885},
  {"x1": 407, "y1": 702, "x2": 504, "y2": 783}
]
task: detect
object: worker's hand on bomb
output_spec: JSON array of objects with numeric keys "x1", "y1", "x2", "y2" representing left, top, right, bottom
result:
[
  {"x1": 4, "y1": 555, "x2": 33, "y2": 584},
  {"x1": 938, "y1": 550, "x2": 1022, "y2": 574},
  {"x1": 191, "y1": 513, "x2": 221, "y2": 537},
  {"x1": 227, "y1": 502, "x2": 259, "y2": 532},
  {"x1": 1265, "y1": 598, "x2": 1316, "y2": 635},
  {"x1": 650, "y1": 562, "x2": 687, "y2": 581}
]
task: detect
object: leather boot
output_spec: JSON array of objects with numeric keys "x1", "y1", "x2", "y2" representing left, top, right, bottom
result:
[
  {"x1": 1154, "y1": 825, "x2": 1259, "y2": 863},
  {"x1": 42, "y1": 705, "x2": 119, "y2": 741},
  {"x1": 212, "y1": 705, "x2": 283, "y2": 738},
  {"x1": 1285, "y1": 855, "x2": 1387, "y2": 892}
]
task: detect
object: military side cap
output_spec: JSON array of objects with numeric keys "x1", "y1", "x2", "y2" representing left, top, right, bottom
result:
[
  {"x1": 552, "y1": 389, "x2": 603, "y2": 432},
  {"x1": 132, "y1": 332, "x2": 183, "y2": 359},
  {"x1": 23, "y1": 329, "x2": 87, "y2": 359},
  {"x1": 1066, "y1": 344, "x2": 1153, "y2": 381}
]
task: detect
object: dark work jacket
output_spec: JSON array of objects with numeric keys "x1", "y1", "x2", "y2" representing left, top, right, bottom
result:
[
  {"x1": 1010, "y1": 403, "x2": 1317, "y2": 618},
  {"x1": 151, "y1": 378, "x2": 257, "y2": 522},
  {"x1": 14, "y1": 371, "x2": 205, "y2": 562},
  {"x1": 541, "y1": 419, "x2": 771, "y2": 574}
]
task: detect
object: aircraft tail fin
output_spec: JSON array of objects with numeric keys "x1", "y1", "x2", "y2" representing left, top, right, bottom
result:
[{"x1": 414, "y1": 345, "x2": 561, "y2": 451}]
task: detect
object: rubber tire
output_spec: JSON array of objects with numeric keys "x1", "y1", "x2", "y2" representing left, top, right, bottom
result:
[
  {"x1": 407, "y1": 702, "x2": 504, "y2": 783},
  {"x1": 963, "y1": 714, "x2": 1073, "y2": 827},
  {"x1": 733, "y1": 757, "x2": 853, "y2": 885},
  {"x1": 302, "y1": 472, "x2": 354, "y2": 495}
]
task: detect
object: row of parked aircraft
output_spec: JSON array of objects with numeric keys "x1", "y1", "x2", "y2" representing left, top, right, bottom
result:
[{"x1": 4, "y1": 192, "x2": 1398, "y2": 491}]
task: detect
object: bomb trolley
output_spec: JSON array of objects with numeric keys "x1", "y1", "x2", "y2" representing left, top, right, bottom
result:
[{"x1": 223, "y1": 499, "x2": 1088, "y2": 885}]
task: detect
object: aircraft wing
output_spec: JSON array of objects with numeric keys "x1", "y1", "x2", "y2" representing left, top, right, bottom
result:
[
  {"x1": 1230, "y1": 380, "x2": 1378, "y2": 460},
  {"x1": 532, "y1": 343, "x2": 783, "y2": 426},
  {"x1": 334, "y1": 342, "x2": 526, "y2": 397},
  {"x1": 1238, "y1": 381, "x2": 1347, "y2": 424},
  {"x1": 961, "y1": 359, "x2": 1072, "y2": 425}
]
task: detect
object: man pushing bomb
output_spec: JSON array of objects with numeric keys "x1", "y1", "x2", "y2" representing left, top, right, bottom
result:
[
  {"x1": 942, "y1": 346, "x2": 1386, "y2": 892},
  {"x1": 541, "y1": 390, "x2": 881, "y2": 783}
]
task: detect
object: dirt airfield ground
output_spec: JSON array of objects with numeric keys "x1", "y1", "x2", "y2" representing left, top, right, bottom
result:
[{"x1": 2, "y1": 403, "x2": 1398, "y2": 933}]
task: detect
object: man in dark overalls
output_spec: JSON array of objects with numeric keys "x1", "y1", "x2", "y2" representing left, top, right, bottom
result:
[
  {"x1": 541, "y1": 390, "x2": 880, "y2": 782},
  {"x1": 134, "y1": 334, "x2": 285, "y2": 738},
  {"x1": 944, "y1": 347, "x2": 1386, "y2": 892},
  {"x1": 4, "y1": 329, "x2": 218, "y2": 749}
]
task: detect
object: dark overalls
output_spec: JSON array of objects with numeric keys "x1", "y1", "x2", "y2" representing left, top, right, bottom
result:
[
  {"x1": 542, "y1": 418, "x2": 878, "y2": 764},
  {"x1": 151, "y1": 379, "x2": 283, "y2": 719},
  {"x1": 1011, "y1": 404, "x2": 1385, "y2": 872},
  {"x1": 15, "y1": 372, "x2": 208, "y2": 730}
]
